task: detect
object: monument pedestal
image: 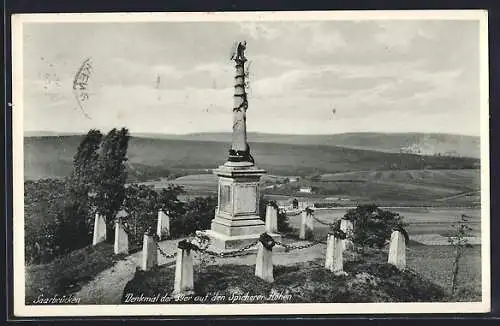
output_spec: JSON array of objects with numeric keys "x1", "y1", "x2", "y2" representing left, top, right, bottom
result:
[
  {"x1": 204, "y1": 162, "x2": 281, "y2": 252},
  {"x1": 201, "y1": 42, "x2": 283, "y2": 253}
]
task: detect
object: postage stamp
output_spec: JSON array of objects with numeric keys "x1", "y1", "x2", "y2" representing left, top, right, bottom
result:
[{"x1": 11, "y1": 10, "x2": 490, "y2": 317}]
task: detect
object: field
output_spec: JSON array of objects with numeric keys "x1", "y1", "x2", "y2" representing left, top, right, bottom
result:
[
  {"x1": 311, "y1": 169, "x2": 480, "y2": 206},
  {"x1": 406, "y1": 244, "x2": 482, "y2": 300},
  {"x1": 136, "y1": 168, "x2": 480, "y2": 206},
  {"x1": 286, "y1": 207, "x2": 481, "y2": 239},
  {"x1": 138, "y1": 174, "x2": 218, "y2": 198}
]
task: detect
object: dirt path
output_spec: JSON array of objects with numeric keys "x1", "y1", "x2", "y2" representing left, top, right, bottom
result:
[
  {"x1": 76, "y1": 239, "x2": 181, "y2": 304},
  {"x1": 75, "y1": 237, "x2": 328, "y2": 304}
]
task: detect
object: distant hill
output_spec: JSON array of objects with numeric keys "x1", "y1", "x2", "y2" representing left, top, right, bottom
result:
[
  {"x1": 131, "y1": 132, "x2": 480, "y2": 159},
  {"x1": 24, "y1": 135, "x2": 479, "y2": 181},
  {"x1": 24, "y1": 131, "x2": 86, "y2": 137}
]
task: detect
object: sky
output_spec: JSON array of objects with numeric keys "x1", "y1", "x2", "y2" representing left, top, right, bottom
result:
[{"x1": 22, "y1": 19, "x2": 481, "y2": 136}]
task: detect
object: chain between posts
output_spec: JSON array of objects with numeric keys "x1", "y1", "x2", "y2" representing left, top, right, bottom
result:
[
  {"x1": 196, "y1": 240, "x2": 259, "y2": 258},
  {"x1": 311, "y1": 214, "x2": 338, "y2": 227},
  {"x1": 275, "y1": 234, "x2": 328, "y2": 252},
  {"x1": 147, "y1": 228, "x2": 332, "y2": 260},
  {"x1": 155, "y1": 240, "x2": 178, "y2": 259},
  {"x1": 147, "y1": 232, "x2": 178, "y2": 259},
  {"x1": 284, "y1": 210, "x2": 302, "y2": 217}
]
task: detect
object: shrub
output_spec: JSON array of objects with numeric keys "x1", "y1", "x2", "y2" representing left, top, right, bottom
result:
[
  {"x1": 24, "y1": 179, "x2": 67, "y2": 263},
  {"x1": 259, "y1": 196, "x2": 292, "y2": 233},
  {"x1": 124, "y1": 184, "x2": 162, "y2": 248},
  {"x1": 344, "y1": 204, "x2": 406, "y2": 248},
  {"x1": 448, "y1": 214, "x2": 474, "y2": 295},
  {"x1": 170, "y1": 196, "x2": 217, "y2": 238}
]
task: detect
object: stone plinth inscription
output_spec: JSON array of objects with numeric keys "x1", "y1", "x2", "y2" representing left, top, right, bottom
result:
[{"x1": 234, "y1": 185, "x2": 257, "y2": 214}]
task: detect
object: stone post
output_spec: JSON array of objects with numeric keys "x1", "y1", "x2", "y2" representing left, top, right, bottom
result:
[
  {"x1": 265, "y1": 204, "x2": 278, "y2": 233},
  {"x1": 340, "y1": 219, "x2": 354, "y2": 251},
  {"x1": 325, "y1": 233, "x2": 346, "y2": 275},
  {"x1": 114, "y1": 220, "x2": 129, "y2": 255},
  {"x1": 173, "y1": 240, "x2": 195, "y2": 296},
  {"x1": 92, "y1": 213, "x2": 107, "y2": 245},
  {"x1": 299, "y1": 210, "x2": 314, "y2": 240},
  {"x1": 156, "y1": 209, "x2": 170, "y2": 240},
  {"x1": 255, "y1": 233, "x2": 275, "y2": 282},
  {"x1": 141, "y1": 232, "x2": 158, "y2": 271},
  {"x1": 388, "y1": 230, "x2": 406, "y2": 270}
]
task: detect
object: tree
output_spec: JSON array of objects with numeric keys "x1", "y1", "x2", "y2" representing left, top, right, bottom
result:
[
  {"x1": 448, "y1": 214, "x2": 473, "y2": 295},
  {"x1": 70, "y1": 129, "x2": 102, "y2": 192},
  {"x1": 94, "y1": 128, "x2": 130, "y2": 241},
  {"x1": 57, "y1": 129, "x2": 103, "y2": 253},
  {"x1": 344, "y1": 204, "x2": 406, "y2": 248}
]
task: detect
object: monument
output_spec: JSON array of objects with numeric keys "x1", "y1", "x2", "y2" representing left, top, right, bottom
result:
[{"x1": 203, "y1": 41, "x2": 281, "y2": 251}]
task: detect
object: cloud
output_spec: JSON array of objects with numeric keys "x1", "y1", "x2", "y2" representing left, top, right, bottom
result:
[
  {"x1": 239, "y1": 22, "x2": 281, "y2": 41},
  {"x1": 307, "y1": 29, "x2": 346, "y2": 55},
  {"x1": 374, "y1": 21, "x2": 435, "y2": 50},
  {"x1": 22, "y1": 20, "x2": 481, "y2": 136}
]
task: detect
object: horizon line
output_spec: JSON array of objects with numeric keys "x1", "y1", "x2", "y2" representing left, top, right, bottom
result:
[{"x1": 23, "y1": 129, "x2": 481, "y2": 138}]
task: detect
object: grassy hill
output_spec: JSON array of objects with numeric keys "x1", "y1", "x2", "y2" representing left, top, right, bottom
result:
[
  {"x1": 132, "y1": 132, "x2": 480, "y2": 159},
  {"x1": 122, "y1": 249, "x2": 449, "y2": 303},
  {"x1": 24, "y1": 135, "x2": 479, "y2": 181},
  {"x1": 25, "y1": 242, "x2": 124, "y2": 305}
]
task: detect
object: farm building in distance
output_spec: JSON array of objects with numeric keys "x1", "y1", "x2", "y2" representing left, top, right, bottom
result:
[{"x1": 299, "y1": 186, "x2": 313, "y2": 193}]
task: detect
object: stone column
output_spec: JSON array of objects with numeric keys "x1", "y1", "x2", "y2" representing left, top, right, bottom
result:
[
  {"x1": 173, "y1": 241, "x2": 195, "y2": 296},
  {"x1": 340, "y1": 219, "x2": 354, "y2": 251},
  {"x1": 114, "y1": 220, "x2": 129, "y2": 255},
  {"x1": 265, "y1": 204, "x2": 278, "y2": 233},
  {"x1": 141, "y1": 233, "x2": 158, "y2": 271},
  {"x1": 231, "y1": 58, "x2": 248, "y2": 153},
  {"x1": 255, "y1": 242, "x2": 274, "y2": 283},
  {"x1": 299, "y1": 210, "x2": 314, "y2": 240},
  {"x1": 92, "y1": 213, "x2": 107, "y2": 245},
  {"x1": 156, "y1": 209, "x2": 170, "y2": 240},
  {"x1": 388, "y1": 230, "x2": 406, "y2": 270},
  {"x1": 325, "y1": 233, "x2": 346, "y2": 275}
]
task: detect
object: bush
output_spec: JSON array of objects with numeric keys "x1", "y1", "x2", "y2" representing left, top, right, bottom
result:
[
  {"x1": 124, "y1": 184, "x2": 163, "y2": 249},
  {"x1": 344, "y1": 204, "x2": 406, "y2": 248},
  {"x1": 124, "y1": 184, "x2": 216, "y2": 247},
  {"x1": 170, "y1": 196, "x2": 217, "y2": 238},
  {"x1": 259, "y1": 196, "x2": 292, "y2": 233},
  {"x1": 24, "y1": 179, "x2": 67, "y2": 263}
]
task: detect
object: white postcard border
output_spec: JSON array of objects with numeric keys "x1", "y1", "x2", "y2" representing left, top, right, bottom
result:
[{"x1": 11, "y1": 9, "x2": 491, "y2": 317}]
